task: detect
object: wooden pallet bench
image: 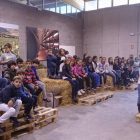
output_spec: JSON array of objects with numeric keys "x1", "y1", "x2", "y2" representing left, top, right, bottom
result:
[
  {"x1": 78, "y1": 92, "x2": 114, "y2": 106},
  {"x1": 34, "y1": 107, "x2": 58, "y2": 130}
]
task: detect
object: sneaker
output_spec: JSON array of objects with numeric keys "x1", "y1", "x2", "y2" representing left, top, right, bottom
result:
[
  {"x1": 80, "y1": 89, "x2": 85, "y2": 94},
  {"x1": 87, "y1": 87, "x2": 91, "y2": 91},
  {"x1": 78, "y1": 91, "x2": 82, "y2": 95},
  {"x1": 34, "y1": 110, "x2": 39, "y2": 115},
  {"x1": 0, "y1": 127, "x2": 3, "y2": 133},
  {"x1": 10, "y1": 117, "x2": 21, "y2": 126},
  {"x1": 43, "y1": 98, "x2": 51, "y2": 102},
  {"x1": 23, "y1": 114, "x2": 34, "y2": 120}
]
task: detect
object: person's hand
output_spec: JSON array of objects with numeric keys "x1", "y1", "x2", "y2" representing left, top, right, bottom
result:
[
  {"x1": 72, "y1": 78, "x2": 76, "y2": 81},
  {"x1": 30, "y1": 83, "x2": 35, "y2": 87},
  {"x1": 121, "y1": 71, "x2": 124, "y2": 73},
  {"x1": 29, "y1": 94, "x2": 32, "y2": 97},
  {"x1": 78, "y1": 76, "x2": 81, "y2": 79},
  {"x1": 8, "y1": 100, "x2": 13, "y2": 107},
  {"x1": 94, "y1": 72, "x2": 97, "y2": 75},
  {"x1": 35, "y1": 86, "x2": 39, "y2": 90},
  {"x1": 83, "y1": 75, "x2": 87, "y2": 78},
  {"x1": 73, "y1": 75, "x2": 75, "y2": 77},
  {"x1": 99, "y1": 72, "x2": 102, "y2": 74}
]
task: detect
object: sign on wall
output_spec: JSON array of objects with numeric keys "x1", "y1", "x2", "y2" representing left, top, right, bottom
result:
[
  {"x1": 26, "y1": 27, "x2": 59, "y2": 61},
  {"x1": 0, "y1": 22, "x2": 19, "y2": 57}
]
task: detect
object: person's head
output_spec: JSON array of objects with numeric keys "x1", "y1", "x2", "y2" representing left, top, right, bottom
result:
[
  {"x1": 108, "y1": 57, "x2": 113, "y2": 65},
  {"x1": 47, "y1": 49, "x2": 52, "y2": 55},
  {"x1": 135, "y1": 57, "x2": 138, "y2": 62},
  {"x1": 82, "y1": 59, "x2": 87, "y2": 66},
  {"x1": 99, "y1": 56, "x2": 102, "y2": 62},
  {"x1": 93, "y1": 56, "x2": 98, "y2": 63},
  {"x1": 4, "y1": 43, "x2": 12, "y2": 53},
  {"x1": 88, "y1": 57, "x2": 92, "y2": 63},
  {"x1": 65, "y1": 50, "x2": 69, "y2": 55},
  {"x1": 124, "y1": 59, "x2": 127, "y2": 64},
  {"x1": 32, "y1": 59, "x2": 40, "y2": 68},
  {"x1": 58, "y1": 48, "x2": 65, "y2": 56},
  {"x1": 127, "y1": 58, "x2": 131, "y2": 64},
  {"x1": 118, "y1": 58, "x2": 122, "y2": 63},
  {"x1": 73, "y1": 55, "x2": 77, "y2": 60},
  {"x1": 7, "y1": 60, "x2": 16, "y2": 71},
  {"x1": 102, "y1": 57, "x2": 106, "y2": 63},
  {"x1": 65, "y1": 58, "x2": 70, "y2": 65},
  {"x1": 83, "y1": 53, "x2": 88, "y2": 59},
  {"x1": 26, "y1": 59, "x2": 32, "y2": 69},
  {"x1": 16, "y1": 69, "x2": 25, "y2": 80},
  {"x1": 70, "y1": 58, "x2": 75, "y2": 66},
  {"x1": 16, "y1": 58, "x2": 23, "y2": 69},
  {"x1": 12, "y1": 76, "x2": 22, "y2": 88},
  {"x1": 77, "y1": 59, "x2": 82, "y2": 66},
  {"x1": 114, "y1": 58, "x2": 118, "y2": 64}
]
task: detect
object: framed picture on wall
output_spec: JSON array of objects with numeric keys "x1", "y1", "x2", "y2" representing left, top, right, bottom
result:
[{"x1": 26, "y1": 27, "x2": 59, "y2": 61}]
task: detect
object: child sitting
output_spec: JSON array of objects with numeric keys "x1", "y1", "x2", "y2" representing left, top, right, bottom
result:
[
  {"x1": 23, "y1": 60, "x2": 43, "y2": 96},
  {"x1": 62, "y1": 58, "x2": 79, "y2": 102},
  {"x1": 15, "y1": 58, "x2": 23, "y2": 70},
  {"x1": 133, "y1": 57, "x2": 140, "y2": 79},
  {"x1": 47, "y1": 49, "x2": 57, "y2": 78},
  {"x1": 0, "y1": 76, "x2": 22, "y2": 133},
  {"x1": 4, "y1": 60, "x2": 16, "y2": 85},
  {"x1": 31, "y1": 59, "x2": 50, "y2": 102},
  {"x1": 16, "y1": 69, "x2": 38, "y2": 120}
]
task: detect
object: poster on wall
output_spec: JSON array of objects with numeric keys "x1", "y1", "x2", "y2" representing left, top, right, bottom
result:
[
  {"x1": 26, "y1": 27, "x2": 59, "y2": 61},
  {"x1": 0, "y1": 22, "x2": 19, "y2": 57}
]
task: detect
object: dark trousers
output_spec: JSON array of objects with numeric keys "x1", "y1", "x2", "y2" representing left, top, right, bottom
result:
[
  {"x1": 21, "y1": 95, "x2": 37, "y2": 114},
  {"x1": 84, "y1": 75, "x2": 91, "y2": 88},
  {"x1": 121, "y1": 72, "x2": 128, "y2": 86},
  {"x1": 0, "y1": 78, "x2": 7, "y2": 90},
  {"x1": 24, "y1": 84, "x2": 43, "y2": 96},
  {"x1": 76, "y1": 77, "x2": 84, "y2": 89},
  {"x1": 88, "y1": 74, "x2": 95, "y2": 88},
  {"x1": 65, "y1": 78, "x2": 79, "y2": 99},
  {"x1": 99, "y1": 73, "x2": 106, "y2": 84}
]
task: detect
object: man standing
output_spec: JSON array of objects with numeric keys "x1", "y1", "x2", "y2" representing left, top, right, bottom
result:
[{"x1": 0, "y1": 43, "x2": 16, "y2": 77}]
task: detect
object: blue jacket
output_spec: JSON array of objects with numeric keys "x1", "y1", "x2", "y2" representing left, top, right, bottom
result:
[
  {"x1": 0, "y1": 84, "x2": 20, "y2": 104},
  {"x1": 47, "y1": 55, "x2": 57, "y2": 69},
  {"x1": 18, "y1": 84, "x2": 30, "y2": 98},
  {"x1": 31, "y1": 66, "x2": 39, "y2": 80}
]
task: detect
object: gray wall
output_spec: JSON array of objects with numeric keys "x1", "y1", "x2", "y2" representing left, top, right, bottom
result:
[
  {"x1": 83, "y1": 4, "x2": 140, "y2": 59},
  {"x1": 0, "y1": 0, "x2": 83, "y2": 62}
]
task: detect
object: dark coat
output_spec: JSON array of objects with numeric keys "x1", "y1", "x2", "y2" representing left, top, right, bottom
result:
[
  {"x1": 87, "y1": 63, "x2": 95, "y2": 73},
  {"x1": 0, "y1": 84, "x2": 20, "y2": 104},
  {"x1": 4, "y1": 68, "x2": 16, "y2": 84},
  {"x1": 62, "y1": 64, "x2": 74, "y2": 79}
]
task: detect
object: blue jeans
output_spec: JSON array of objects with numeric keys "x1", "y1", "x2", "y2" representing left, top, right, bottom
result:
[
  {"x1": 88, "y1": 72, "x2": 100, "y2": 87},
  {"x1": 115, "y1": 70, "x2": 121, "y2": 78},
  {"x1": 65, "y1": 78, "x2": 79, "y2": 99},
  {"x1": 0, "y1": 78, "x2": 7, "y2": 90},
  {"x1": 106, "y1": 72, "x2": 116, "y2": 86},
  {"x1": 24, "y1": 84, "x2": 43, "y2": 96},
  {"x1": 99, "y1": 73, "x2": 106, "y2": 84}
]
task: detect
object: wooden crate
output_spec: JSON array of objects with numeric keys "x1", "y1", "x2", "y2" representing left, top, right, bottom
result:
[
  {"x1": 78, "y1": 92, "x2": 114, "y2": 106},
  {"x1": 34, "y1": 107, "x2": 58, "y2": 130}
]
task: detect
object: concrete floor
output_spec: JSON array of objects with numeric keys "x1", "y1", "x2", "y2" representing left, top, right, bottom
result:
[{"x1": 15, "y1": 90, "x2": 140, "y2": 140}]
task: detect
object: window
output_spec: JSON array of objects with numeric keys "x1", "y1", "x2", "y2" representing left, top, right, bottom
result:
[
  {"x1": 44, "y1": 0, "x2": 56, "y2": 12},
  {"x1": 113, "y1": 0, "x2": 128, "y2": 6},
  {"x1": 67, "y1": 4, "x2": 72, "y2": 13},
  {"x1": 85, "y1": 0, "x2": 97, "y2": 11},
  {"x1": 56, "y1": 1, "x2": 66, "y2": 14},
  {"x1": 129, "y1": 0, "x2": 140, "y2": 5},
  {"x1": 77, "y1": 9, "x2": 82, "y2": 18},
  {"x1": 30, "y1": 0, "x2": 43, "y2": 9},
  {"x1": 99, "y1": 0, "x2": 112, "y2": 9}
]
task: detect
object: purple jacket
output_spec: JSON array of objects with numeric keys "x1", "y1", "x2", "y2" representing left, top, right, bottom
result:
[{"x1": 74, "y1": 64, "x2": 86, "y2": 77}]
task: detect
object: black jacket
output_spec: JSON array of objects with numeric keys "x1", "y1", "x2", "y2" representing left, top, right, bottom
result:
[
  {"x1": 87, "y1": 63, "x2": 95, "y2": 73},
  {"x1": 4, "y1": 68, "x2": 16, "y2": 85},
  {"x1": 0, "y1": 84, "x2": 20, "y2": 104},
  {"x1": 62, "y1": 64, "x2": 74, "y2": 79}
]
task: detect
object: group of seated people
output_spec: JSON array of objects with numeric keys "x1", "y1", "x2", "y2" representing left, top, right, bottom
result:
[
  {"x1": 0, "y1": 43, "x2": 52, "y2": 133},
  {"x1": 0, "y1": 43, "x2": 139, "y2": 133},
  {"x1": 47, "y1": 49, "x2": 139, "y2": 102}
]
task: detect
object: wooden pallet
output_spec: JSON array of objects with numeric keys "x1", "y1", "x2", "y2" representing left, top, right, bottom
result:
[
  {"x1": 135, "y1": 113, "x2": 140, "y2": 122},
  {"x1": 34, "y1": 107, "x2": 58, "y2": 130},
  {"x1": 78, "y1": 92, "x2": 114, "y2": 106}
]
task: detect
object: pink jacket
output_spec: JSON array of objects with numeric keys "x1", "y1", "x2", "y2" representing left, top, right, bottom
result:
[
  {"x1": 74, "y1": 64, "x2": 86, "y2": 77},
  {"x1": 71, "y1": 66, "x2": 75, "y2": 75}
]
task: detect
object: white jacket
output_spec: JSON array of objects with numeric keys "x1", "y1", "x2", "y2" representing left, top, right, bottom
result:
[{"x1": 92, "y1": 62, "x2": 99, "y2": 73}]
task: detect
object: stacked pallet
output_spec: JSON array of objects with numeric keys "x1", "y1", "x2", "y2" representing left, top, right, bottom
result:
[
  {"x1": 0, "y1": 105, "x2": 58, "y2": 140},
  {"x1": 78, "y1": 91, "x2": 114, "y2": 106}
]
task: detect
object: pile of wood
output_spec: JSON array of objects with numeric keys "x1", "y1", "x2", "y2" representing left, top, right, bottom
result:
[{"x1": 0, "y1": 105, "x2": 58, "y2": 140}]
